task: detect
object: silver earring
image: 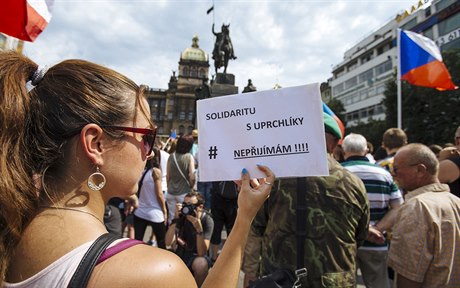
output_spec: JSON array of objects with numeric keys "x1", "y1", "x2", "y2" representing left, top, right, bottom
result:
[{"x1": 87, "y1": 166, "x2": 106, "y2": 191}]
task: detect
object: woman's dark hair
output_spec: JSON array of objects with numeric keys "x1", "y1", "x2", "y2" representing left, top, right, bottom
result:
[
  {"x1": 175, "y1": 135, "x2": 194, "y2": 154},
  {"x1": 0, "y1": 51, "x2": 151, "y2": 281},
  {"x1": 152, "y1": 147, "x2": 161, "y2": 169}
]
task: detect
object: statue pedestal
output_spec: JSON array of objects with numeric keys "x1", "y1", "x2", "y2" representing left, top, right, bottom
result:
[{"x1": 211, "y1": 73, "x2": 238, "y2": 97}]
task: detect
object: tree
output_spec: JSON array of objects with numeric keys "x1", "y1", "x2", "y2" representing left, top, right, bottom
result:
[
  {"x1": 346, "y1": 119, "x2": 387, "y2": 150},
  {"x1": 325, "y1": 97, "x2": 346, "y2": 125}
]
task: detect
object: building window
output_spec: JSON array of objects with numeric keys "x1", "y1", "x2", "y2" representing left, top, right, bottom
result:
[
  {"x1": 179, "y1": 125, "x2": 185, "y2": 134},
  {"x1": 401, "y1": 18, "x2": 417, "y2": 31},
  {"x1": 376, "y1": 85, "x2": 386, "y2": 94},
  {"x1": 191, "y1": 67, "x2": 197, "y2": 77},
  {"x1": 168, "y1": 113, "x2": 173, "y2": 120},
  {"x1": 424, "y1": 27, "x2": 434, "y2": 39},
  {"x1": 334, "y1": 68, "x2": 345, "y2": 79},
  {"x1": 359, "y1": 69, "x2": 374, "y2": 84},
  {"x1": 438, "y1": 13, "x2": 460, "y2": 35},
  {"x1": 361, "y1": 52, "x2": 373, "y2": 64},
  {"x1": 347, "y1": 60, "x2": 358, "y2": 72},
  {"x1": 344, "y1": 76, "x2": 357, "y2": 90},
  {"x1": 183, "y1": 67, "x2": 189, "y2": 77},
  {"x1": 375, "y1": 60, "x2": 392, "y2": 77},
  {"x1": 179, "y1": 111, "x2": 186, "y2": 120},
  {"x1": 333, "y1": 83, "x2": 344, "y2": 94},
  {"x1": 435, "y1": 0, "x2": 456, "y2": 12}
]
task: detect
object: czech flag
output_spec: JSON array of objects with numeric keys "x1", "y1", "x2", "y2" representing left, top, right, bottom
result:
[
  {"x1": 399, "y1": 29, "x2": 457, "y2": 91},
  {"x1": 0, "y1": 0, "x2": 53, "y2": 42},
  {"x1": 322, "y1": 102, "x2": 345, "y2": 140}
]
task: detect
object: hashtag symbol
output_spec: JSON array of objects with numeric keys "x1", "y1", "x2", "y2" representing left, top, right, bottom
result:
[{"x1": 208, "y1": 146, "x2": 218, "y2": 159}]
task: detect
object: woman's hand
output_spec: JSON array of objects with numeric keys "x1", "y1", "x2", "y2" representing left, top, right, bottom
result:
[{"x1": 237, "y1": 165, "x2": 274, "y2": 220}]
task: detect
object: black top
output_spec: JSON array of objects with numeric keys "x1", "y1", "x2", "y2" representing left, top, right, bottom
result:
[{"x1": 447, "y1": 156, "x2": 460, "y2": 198}]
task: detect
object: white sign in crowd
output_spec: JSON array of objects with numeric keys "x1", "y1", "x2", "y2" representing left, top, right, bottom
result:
[{"x1": 197, "y1": 83, "x2": 329, "y2": 182}]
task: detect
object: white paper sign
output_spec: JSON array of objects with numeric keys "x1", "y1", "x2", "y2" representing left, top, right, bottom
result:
[{"x1": 197, "y1": 83, "x2": 328, "y2": 181}]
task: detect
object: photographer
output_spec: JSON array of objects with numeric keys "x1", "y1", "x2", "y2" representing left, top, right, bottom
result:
[{"x1": 166, "y1": 191, "x2": 214, "y2": 286}]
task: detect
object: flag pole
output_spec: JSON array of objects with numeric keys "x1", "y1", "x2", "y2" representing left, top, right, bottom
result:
[{"x1": 397, "y1": 29, "x2": 402, "y2": 129}]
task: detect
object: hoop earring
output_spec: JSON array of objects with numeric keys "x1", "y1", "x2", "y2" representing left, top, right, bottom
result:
[{"x1": 87, "y1": 166, "x2": 106, "y2": 191}]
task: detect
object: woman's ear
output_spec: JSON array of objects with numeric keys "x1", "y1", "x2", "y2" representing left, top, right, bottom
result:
[{"x1": 80, "y1": 124, "x2": 105, "y2": 166}]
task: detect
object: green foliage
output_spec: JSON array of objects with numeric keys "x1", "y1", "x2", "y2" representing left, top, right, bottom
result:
[
  {"x1": 346, "y1": 119, "x2": 387, "y2": 149},
  {"x1": 326, "y1": 97, "x2": 346, "y2": 124}
]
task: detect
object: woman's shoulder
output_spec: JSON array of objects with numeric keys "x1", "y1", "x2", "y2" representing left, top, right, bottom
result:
[
  {"x1": 152, "y1": 167, "x2": 162, "y2": 180},
  {"x1": 91, "y1": 245, "x2": 195, "y2": 287}
]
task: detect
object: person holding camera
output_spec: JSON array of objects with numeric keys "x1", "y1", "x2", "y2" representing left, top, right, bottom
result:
[{"x1": 166, "y1": 191, "x2": 214, "y2": 286}]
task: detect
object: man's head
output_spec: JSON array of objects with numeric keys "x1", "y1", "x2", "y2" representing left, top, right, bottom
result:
[
  {"x1": 382, "y1": 128, "x2": 407, "y2": 153},
  {"x1": 192, "y1": 129, "x2": 198, "y2": 141},
  {"x1": 182, "y1": 191, "x2": 205, "y2": 217},
  {"x1": 342, "y1": 133, "x2": 368, "y2": 159},
  {"x1": 323, "y1": 113, "x2": 343, "y2": 153},
  {"x1": 393, "y1": 143, "x2": 439, "y2": 191}
]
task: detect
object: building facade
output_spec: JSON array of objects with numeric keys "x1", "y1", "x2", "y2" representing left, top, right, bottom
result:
[
  {"x1": 145, "y1": 35, "x2": 210, "y2": 138},
  {"x1": 0, "y1": 33, "x2": 24, "y2": 52},
  {"x1": 330, "y1": 0, "x2": 460, "y2": 127}
]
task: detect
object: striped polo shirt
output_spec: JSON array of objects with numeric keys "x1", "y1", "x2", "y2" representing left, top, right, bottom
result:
[{"x1": 342, "y1": 156, "x2": 403, "y2": 250}]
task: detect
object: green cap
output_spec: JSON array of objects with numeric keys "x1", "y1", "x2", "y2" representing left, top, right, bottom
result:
[{"x1": 323, "y1": 112, "x2": 342, "y2": 139}]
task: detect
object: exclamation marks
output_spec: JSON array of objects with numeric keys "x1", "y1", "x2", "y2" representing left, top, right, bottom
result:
[{"x1": 294, "y1": 143, "x2": 309, "y2": 153}]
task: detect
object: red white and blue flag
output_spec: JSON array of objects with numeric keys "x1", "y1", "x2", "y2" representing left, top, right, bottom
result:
[
  {"x1": 399, "y1": 29, "x2": 457, "y2": 91},
  {"x1": 0, "y1": 0, "x2": 53, "y2": 42}
]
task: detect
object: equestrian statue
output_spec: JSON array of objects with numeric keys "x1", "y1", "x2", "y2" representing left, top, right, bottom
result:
[{"x1": 212, "y1": 23, "x2": 236, "y2": 74}]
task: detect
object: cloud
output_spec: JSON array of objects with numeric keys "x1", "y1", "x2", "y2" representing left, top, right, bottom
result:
[{"x1": 24, "y1": 0, "x2": 407, "y2": 91}]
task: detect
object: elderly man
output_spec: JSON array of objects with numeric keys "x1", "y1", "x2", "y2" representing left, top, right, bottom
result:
[
  {"x1": 388, "y1": 143, "x2": 460, "y2": 287},
  {"x1": 341, "y1": 133, "x2": 403, "y2": 288},
  {"x1": 243, "y1": 114, "x2": 370, "y2": 287}
]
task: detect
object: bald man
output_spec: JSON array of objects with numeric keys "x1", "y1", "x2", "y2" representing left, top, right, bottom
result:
[{"x1": 388, "y1": 143, "x2": 460, "y2": 287}]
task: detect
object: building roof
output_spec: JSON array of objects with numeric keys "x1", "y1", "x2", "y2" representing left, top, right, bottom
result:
[{"x1": 181, "y1": 35, "x2": 208, "y2": 62}]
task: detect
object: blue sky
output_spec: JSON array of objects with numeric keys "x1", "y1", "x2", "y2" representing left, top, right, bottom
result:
[{"x1": 24, "y1": 0, "x2": 418, "y2": 91}]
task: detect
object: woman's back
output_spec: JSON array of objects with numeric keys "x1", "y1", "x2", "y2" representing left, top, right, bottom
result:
[
  {"x1": 167, "y1": 152, "x2": 193, "y2": 195},
  {"x1": 135, "y1": 168, "x2": 165, "y2": 222}
]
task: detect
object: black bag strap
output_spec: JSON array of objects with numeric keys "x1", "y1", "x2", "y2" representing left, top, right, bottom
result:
[
  {"x1": 296, "y1": 177, "x2": 307, "y2": 270},
  {"x1": 68, "y1": 233, "x2": 120, "y2": 288},
  {"x1": 137, "y1": 168, "x2": 150, "y2": 197}
]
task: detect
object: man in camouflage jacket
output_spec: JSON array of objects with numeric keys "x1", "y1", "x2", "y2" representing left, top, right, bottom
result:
[{"x1": 243, "y1": 113, "x2": 370, "y2": 287}]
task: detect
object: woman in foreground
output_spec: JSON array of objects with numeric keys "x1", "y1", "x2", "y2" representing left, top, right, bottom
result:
[{"x1": 0, "y1": 50, "x2": 273, "y2": 287}]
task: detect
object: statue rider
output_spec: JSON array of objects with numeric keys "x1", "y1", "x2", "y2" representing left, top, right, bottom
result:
[{"x1": 212, "y1": 23, "x2": 236, "y2": 74}]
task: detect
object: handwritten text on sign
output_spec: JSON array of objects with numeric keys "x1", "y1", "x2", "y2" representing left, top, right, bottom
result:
[{"x1": 197, "y1": 84, "x2": 328, "y2": 182}]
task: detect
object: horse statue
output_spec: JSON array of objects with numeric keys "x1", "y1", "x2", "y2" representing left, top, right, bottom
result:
[{"x1": 212, "y1": 23, "x2": 236, "y2": 74}]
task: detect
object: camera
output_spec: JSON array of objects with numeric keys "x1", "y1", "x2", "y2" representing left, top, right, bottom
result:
[{"x1": 181, "y1": 203, "x2": 196, "y2": 216}]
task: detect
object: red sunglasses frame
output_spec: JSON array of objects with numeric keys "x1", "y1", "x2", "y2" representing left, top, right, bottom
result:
[{"x1": 103, "y1": 125, "x2": 157, "y2": 155}]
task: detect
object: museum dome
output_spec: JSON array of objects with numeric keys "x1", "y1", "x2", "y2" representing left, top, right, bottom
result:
[{"x1": 181, "y1": 35, "x2": 208, "y2": 62}]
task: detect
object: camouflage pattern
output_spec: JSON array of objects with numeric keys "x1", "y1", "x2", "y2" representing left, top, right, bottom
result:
[{"x1": 250, "y1": 155, "x2": 370, "y2": 287}]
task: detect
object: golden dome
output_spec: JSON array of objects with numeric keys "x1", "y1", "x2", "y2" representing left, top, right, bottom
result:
[{"x1": 181, "y1": 35, "x2": 208, "y2": 62}]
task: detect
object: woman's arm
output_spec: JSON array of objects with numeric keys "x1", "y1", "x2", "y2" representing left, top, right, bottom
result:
[
  {"x1": 439, "y1": 159, "x2": 460, "y2": 184},
  {"x1": 166, "y1": 158, "x2": 172, "y2": 183},
  {"x1": 153, "y1": 168, "x2": 167, "y2": 221},
  {"x1": 188, "y1": 154, "x2": 196, "y2": 188},
  {"x1": 201, "y1": 165, "x2": 273, "y2": 288}
]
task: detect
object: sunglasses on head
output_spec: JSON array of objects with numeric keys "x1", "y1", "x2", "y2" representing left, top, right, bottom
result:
[{"x1": 103, "y1": 125, "x2": 157, "y2": 155}]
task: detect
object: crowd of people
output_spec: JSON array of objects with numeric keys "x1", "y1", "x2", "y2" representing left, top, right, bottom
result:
[
  {"x1": 1, "y1": 49, "x2": 459, "y2": 288},
  {"x1": 243, "y1": 124, "x2": 460, "y2": 287},
  {"x1": 0, "y1": 51, "x2": 273, "y2": 288}
]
